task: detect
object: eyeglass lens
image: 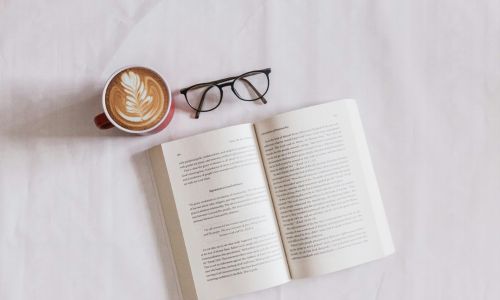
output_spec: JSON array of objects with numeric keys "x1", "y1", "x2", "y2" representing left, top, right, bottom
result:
[
  {"x1": 186, "y1": 84, "x2": 222, "y2": 112},
  {"x1": 233, "y1": 71, "x2": 269, "y2": 101}
]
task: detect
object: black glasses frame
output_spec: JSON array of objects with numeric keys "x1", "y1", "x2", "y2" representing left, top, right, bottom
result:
[{"x1": 180, "y1": 68, "x2": 271, "y2": 119}]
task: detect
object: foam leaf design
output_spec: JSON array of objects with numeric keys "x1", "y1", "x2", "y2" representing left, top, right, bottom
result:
[{"x1": 117, "y1": 71, "x2": 155, "y2": 122}]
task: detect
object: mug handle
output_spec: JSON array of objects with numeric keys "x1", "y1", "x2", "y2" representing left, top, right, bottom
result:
[{"x1": 94, "y1": 113, "x2": 114, "y2": 130}]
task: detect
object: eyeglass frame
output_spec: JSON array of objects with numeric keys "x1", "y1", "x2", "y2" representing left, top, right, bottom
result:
[{"x1": 180, "y1": 68, "x2": 271, "y2": 119}]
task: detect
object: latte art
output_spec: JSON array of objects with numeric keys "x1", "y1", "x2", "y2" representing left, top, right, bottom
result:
[
  {"x1": 105, "y1": 67, "x2": 169, "y2": 131},
  {"x1": 118, "y1": 71, "x2": 157, "y2": 122}
]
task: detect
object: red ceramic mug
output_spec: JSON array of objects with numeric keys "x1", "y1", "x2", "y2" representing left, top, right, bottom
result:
[{"x1": 94, "y1": 66, "x2": 174, "y2": 134}]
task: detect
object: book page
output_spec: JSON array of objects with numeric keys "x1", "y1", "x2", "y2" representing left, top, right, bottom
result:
[
  {"x1": 254, "y1": 99, "x2": 394, "y2": 279},
  {"x1": 152, "y1": 124, "x2": 290, "y2": 300}
]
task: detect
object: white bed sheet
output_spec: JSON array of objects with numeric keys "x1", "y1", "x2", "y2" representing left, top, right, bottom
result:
[{"x1": 1, "y1": 0, "x2": 500, "y2": 299}]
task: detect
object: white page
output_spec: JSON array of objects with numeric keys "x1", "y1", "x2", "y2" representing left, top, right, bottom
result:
[
  {"x1": 254, "y1": 99, "x2": 394, "y2": 278},
  {"x1": 157, "y1": 124, "x2": 290, "y2": 300}
]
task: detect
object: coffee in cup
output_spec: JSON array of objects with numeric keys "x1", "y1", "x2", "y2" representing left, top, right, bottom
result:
[{"x1": 94, "y1": 66, "x2": 174, "y2": 134}]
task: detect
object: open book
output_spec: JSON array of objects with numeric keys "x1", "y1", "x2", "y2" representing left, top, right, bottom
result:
[{"x1": 149, "y1": 99, "x2": 394, "y2": 300}]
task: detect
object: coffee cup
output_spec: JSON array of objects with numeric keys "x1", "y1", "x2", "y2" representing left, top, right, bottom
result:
[{"x1": 94, "y1": 66, "x2": 174, "y2": 134}]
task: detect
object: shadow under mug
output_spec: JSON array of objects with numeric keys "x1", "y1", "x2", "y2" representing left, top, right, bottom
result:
[{"x1": 94, "y1": 66, "x2": 175, "y2": 135}]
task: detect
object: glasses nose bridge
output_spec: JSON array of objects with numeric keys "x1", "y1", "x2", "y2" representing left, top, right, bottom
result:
[{"x1": 218, "y1": 81, "x2": 233, "y2": 89}]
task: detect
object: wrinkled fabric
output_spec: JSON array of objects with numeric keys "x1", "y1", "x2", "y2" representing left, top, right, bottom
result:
[{"x1": 1, "y1": 0, "x2": 499, "y2": 299}]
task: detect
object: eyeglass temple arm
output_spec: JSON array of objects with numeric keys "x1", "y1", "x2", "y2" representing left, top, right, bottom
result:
[
  {"x1": 180, "y1": 69, "x2": 271, "y2": 93},
  {"x1": 200, "y1": 68, "x2": 270, "y2": 86},
  {"x1": 239, "y1": 78, "x2": 267, "y2": 104},
  {"x1": 195, "y1": 87, "x2": 212, "y2": 119}
]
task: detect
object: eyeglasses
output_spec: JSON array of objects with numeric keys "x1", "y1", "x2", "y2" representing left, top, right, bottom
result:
[{"x1": 180, "y1": 68, "x2": 271, "y2": 118}]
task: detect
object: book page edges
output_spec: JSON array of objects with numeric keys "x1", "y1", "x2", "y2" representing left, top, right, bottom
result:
[
  {"x1": 149, "y1": 145, "x2": 198, "y2": 300},
  {"x1": 346, "y1": 100, "x2": 395, "y2": 255}
]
